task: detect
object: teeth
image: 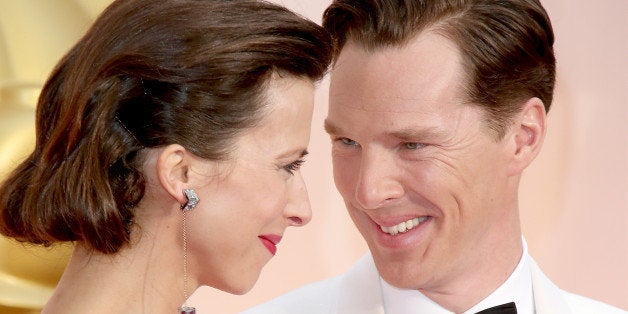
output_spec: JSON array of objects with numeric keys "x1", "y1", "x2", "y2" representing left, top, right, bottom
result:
[{"x1": 380, "y1": 217, "x2": 428, "y2": 235}]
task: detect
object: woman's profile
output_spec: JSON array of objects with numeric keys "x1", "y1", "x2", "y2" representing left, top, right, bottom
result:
[{"x1": 0, "y1": 0, "x2": 332, "y2": 312}]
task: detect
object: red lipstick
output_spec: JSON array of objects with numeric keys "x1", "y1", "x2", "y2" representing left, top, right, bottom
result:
[{"x1": 258, "y1": 234, "x2": 282, "y2": 255}]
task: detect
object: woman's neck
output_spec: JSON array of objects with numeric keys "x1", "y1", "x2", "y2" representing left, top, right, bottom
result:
[{"x1": 43, "y1": 228, "x2": 188, "y2": 313}]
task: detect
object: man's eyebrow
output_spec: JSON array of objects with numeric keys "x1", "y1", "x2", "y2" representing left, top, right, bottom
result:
[
  {"x1": 324, "y1": 119, "x2": 342, "y2": 135},
  {"x1": 387, "y1": 127, "x2": 446, "y2": 141},
  {"x1": 325, "y1": 119, "x2": 444, "y2": 140}
]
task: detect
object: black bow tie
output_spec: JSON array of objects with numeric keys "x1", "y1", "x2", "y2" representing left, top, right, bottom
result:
[{"x1": 475, "y1": 302, "x2": 517, "y2": 313}]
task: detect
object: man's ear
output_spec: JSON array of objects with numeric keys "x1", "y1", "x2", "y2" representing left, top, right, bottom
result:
[
  {"x1": 156, "y1": 144, "x2": 190, "y2": 205},
  {"x1": 507, "y1": 97, "x2": 547, "y2": 176}
]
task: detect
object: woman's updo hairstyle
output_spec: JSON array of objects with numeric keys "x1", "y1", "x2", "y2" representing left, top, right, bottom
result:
[{"x1": 0, "y1": 0, "x2": 332, "y2": 254}]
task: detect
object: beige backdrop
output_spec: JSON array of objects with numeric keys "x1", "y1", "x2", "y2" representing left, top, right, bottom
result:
[{"x1": 0, "y1": 1, "x2": 626, "y2": 313}]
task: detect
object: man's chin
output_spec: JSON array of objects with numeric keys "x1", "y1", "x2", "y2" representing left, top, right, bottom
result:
[{"x1": 372, "y1": 255, "x2": 429, "y2": 290}]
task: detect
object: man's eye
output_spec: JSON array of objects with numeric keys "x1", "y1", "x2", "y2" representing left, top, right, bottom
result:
[
  {"x1": 340, "y1": 138, "x2": 359, "y2": 146},
  {"x1": 403, "y1": 142, "x2": 425, "y2": 150},
  {"x1": 283, "y1": 159, "x2": 305, "y2": 175}
]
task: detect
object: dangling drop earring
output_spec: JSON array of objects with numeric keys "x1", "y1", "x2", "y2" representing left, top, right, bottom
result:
[{"x1": 179, "y1": 188, "x2": 199, "y2": 314}]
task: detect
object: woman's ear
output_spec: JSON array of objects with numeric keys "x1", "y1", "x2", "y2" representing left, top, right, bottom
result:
[
  {"x1": 507, "y1": 97, "x2": 547, "y2": 176},
  {"x1": 156, "y1": 144, "x2": 190, "y2": 205}
]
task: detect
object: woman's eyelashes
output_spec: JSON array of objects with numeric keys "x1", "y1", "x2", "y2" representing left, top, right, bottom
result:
[{"x1": 283, "y1": 159, "x2": 305, "y2": 175}]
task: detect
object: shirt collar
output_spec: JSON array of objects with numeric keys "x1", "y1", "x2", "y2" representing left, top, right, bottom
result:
[{"x1": 380, "y1": 237, "x2": 534, "y2": 314}]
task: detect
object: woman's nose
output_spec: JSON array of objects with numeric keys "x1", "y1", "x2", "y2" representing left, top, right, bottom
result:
[{"x1": 285, "y1": 171, "x2": 312, "y2": 226}]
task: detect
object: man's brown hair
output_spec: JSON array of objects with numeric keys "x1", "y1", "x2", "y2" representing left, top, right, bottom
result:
[{"x1": 323, "y1": 0, "x2": 555, "y2": 137}]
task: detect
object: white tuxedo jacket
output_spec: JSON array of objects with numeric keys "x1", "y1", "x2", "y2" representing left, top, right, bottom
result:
[{"x1": 243, "y1": 254, "x2": 625, "y2": 314}]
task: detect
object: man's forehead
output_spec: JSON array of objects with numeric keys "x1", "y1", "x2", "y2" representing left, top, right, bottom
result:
[
  {"x1": 329, "y1": 31, "x2": 468, "y2": 110},
  {"x1": 328, "y1": 92, "x2": 450, "y2": 114}
]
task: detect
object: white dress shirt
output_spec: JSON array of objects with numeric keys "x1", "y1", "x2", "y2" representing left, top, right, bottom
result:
[{"x1": 380, "y1": 238, "x2": 535, "y2": 314}]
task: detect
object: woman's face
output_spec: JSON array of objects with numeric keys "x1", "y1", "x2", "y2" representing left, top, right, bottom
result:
[{"x1": 188, "y1": 75, "x2": 314, "y2": 294}]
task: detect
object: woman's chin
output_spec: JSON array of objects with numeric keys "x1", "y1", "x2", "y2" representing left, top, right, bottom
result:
[
  {"x1": 223, "y1": 282, "x2": 255, "y2": 295},
  {"x1": 212, "y1": 274, "x2": 260, "y2": 296}
]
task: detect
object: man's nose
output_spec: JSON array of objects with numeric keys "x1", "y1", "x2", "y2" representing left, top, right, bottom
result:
[{"x1": 354, "y1": 149, "x2": 404, "y2": 210}]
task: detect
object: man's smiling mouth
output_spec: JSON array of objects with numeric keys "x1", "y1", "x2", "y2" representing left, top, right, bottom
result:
[{"x1": 379, "y1": 216, "x2": 429, "y2": 235}]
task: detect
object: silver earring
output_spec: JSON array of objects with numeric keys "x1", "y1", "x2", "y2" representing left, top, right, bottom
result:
[
  {"x1": 179, "y1": 188, "x2": 197, "y2": 313},
  {"x1": 181, "y1": 189, "x2": 199, "y2": 211}
]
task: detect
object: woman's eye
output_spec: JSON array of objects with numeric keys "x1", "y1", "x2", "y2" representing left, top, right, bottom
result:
[
  {"x1": 283, "y1": 159, "x2": 305, "y2": 175},
  {"x1": 403, "y1": 142, "x2": 425, "y2": 150}
]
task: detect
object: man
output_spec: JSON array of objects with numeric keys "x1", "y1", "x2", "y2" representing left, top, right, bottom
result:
[{"x1": 245, "y1": 0, "x2": 625, "y2": 313}]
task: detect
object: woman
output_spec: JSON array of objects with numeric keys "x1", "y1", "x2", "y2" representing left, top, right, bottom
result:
[{"x1": 0, "y1": 0, "x2": 332, "y2": 312}]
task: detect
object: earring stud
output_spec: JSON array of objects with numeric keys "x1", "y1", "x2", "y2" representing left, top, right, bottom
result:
[{"x1": 181, "y1": 189, "x2": 199, "y2": 211}]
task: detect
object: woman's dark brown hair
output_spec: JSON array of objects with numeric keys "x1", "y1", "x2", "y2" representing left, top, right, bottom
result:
[
  {"x1": 323, "y1": 0, "x2": 555, "y2": 138},
  {"x1": 0, "y1": 0, "x2": 332, "y2": 254}
]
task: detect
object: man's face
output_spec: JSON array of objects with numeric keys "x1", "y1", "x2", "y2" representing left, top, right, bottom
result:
[{"x1": 326, "y1": 32, "x2": 515, "y2": 291}]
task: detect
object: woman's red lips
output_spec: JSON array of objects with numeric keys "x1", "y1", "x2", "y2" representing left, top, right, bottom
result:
[{"x1": 259, "y1": 234, "x2": 282, "y2": 255}]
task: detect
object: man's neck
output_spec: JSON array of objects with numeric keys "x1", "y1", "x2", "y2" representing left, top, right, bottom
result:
[{"x1": 419, "y1": 229, "x2": 523, "y2": 313}]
